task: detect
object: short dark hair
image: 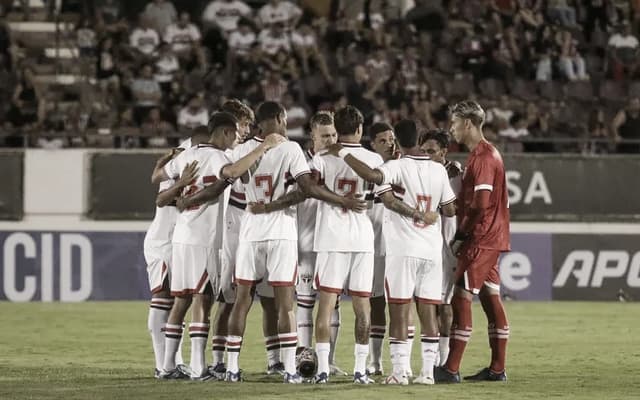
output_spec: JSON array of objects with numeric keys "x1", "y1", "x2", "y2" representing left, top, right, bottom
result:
[
  {"x1": 208, "y1": 111, "x2": 238, "y2": 134},
  {"x1": 309, "y1": 111, "x2": 333, "y2": 130},
  {"x1": 221, "y1": 99, "x2": 255, "y2": 123},
  {"x1": 334, "y1": 105, "x2": 364, "y2": 136},
  {"x1": 369, "y1": 122, "x2": 393, "y2": 141},
  {"x1": 255, "y1": 101, "x2": 285, "y2": 124},
  {"x1": 394, "y1": 119, "x2": 419, "y2": 148},
  {"x1": 191, "y1": 125, "x2": 210, "y2": 144},
  {"x1": 420, "y1": 129, "x2": 450, "y2": 149}
]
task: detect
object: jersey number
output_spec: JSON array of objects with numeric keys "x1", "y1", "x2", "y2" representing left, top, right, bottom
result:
[
  {"x1": 255, "y1": 174, "x2": 274, "y2": 203},
  {"x1": 183, "y1": 175, "x2": 218, "y2": 211},
  {"x1": 414, "y1": 194, "x2": 432, "y2": 228},
  {"x1": 337, "y1": 178, "x2": 357, "y2": 213}
]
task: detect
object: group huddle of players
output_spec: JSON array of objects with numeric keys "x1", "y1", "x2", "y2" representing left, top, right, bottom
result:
[{"x1": 143, "y1": 98, "x2": 511, "y2": 385}]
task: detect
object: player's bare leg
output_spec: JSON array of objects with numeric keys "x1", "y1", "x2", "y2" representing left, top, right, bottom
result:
[
  {"x1": 260, "y1": 295, "x2": 284, "y2": 374},
  {"x1": 435, "y1": 286, "x2": 472, "y2": 383},
  {"x1": 351, "y1": 295, "x2": 373, "y2": 383},
  {"x1": 189, "y1": 289, "x2": 213, "y2": 379},
  {"x1": 274, "y1": 285, "x2": 300, "y2": 381},
  {"x1": 466, "y1": 285, "x2": 508, "y2": 381},
  {"x1": 367, "y1": 296, "x2": 386, "y2": 375},
  {"x1": 414, "y1": 302, "x2": 439, "y2": 384},
  {"x1": 406, "y1": 309, "x2": 416, "y2": 377},
  {"x1": 161, "y1": 294, "x2": 192, "y2": 377},
  {"x1": 314, "y1": 290, "x2": 339, "y2": 382},
  {"x1": 437, "y1": 304, "x2": 453, "y2": 366},
  {"x1": 226, "y1": 284, "x2": 254, "y2": 380},
  {"x1": 383, "y1": 302, "x2": 409, "y2": 385},
  {"x1": 329, "y1": 299, "x2": 347, "y2": 375}
]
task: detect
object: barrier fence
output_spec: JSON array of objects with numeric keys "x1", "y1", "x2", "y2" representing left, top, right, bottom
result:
[{"x1": 0, "y1": 230, "x2": 637, "y2": 302}]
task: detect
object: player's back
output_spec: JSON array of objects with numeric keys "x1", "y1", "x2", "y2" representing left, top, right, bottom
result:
[
  {"x1": 168, "y1": 144, "x2": 231, "y2": 249},
  {"x1": 239, "y1": 139, "x2": 310, "y2": 242},
  {"x1": 144, "y1": 179, "x2": 178, "y2": 249},
  {"x1": 379, "y1": 155, "x2": 455, "y2": 260},
  {"x1": 312, "y1": 144, "x2": 381, "y2": 253},
  {"x1": 460, "y1": 140, "x2": 510, "y2": 251}
]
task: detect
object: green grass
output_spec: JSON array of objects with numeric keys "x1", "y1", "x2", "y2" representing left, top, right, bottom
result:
[{"x1": 0, "y1": 302, "x2": 638, "y2": 399}]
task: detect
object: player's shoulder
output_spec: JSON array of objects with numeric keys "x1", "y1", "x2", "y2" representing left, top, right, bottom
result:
[{"x1": 281, "y1": 140, "x2": 303, "y2": 152}]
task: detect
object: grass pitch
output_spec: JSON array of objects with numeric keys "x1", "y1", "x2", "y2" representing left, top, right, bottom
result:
[{"x1": 0, "y1": 301, "x2": 638, "y2": 400}]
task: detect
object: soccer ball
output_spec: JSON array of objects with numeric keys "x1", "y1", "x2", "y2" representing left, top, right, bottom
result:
[{"x1": 295, "y1": 347, "x2": 318, "y2": 378}]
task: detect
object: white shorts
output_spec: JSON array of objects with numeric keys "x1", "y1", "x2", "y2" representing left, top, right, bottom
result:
[
  {"x1": 144, "y1": 242, "x2": 171, "y2": 294},
  {"x1": 384, "y1": 255, "x2": 442, "y2": 305},
  {"x1": 171, "y1": 243, "x2": 219, "y2": 297},
  {"x1": 371, "y1": 255, "x2": 386, "y2": 298},
  {"x1": 219, "y1": 235, "x2": 239, "y2": 304},
  {"x1": 235, "y1": 240, "x2": 298, "y2": 287},
  {"x1": 441, "y1": 248, "x2": 457, "y2": 304},
  {"x1": 314, "y1": 252, "x2": 373, "y2": 297},
  {"x1": 297, "y1": 252, "x2": 317, "y2": 297}
]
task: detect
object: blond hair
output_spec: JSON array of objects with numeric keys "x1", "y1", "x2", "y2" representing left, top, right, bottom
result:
[{"x1": 449, "y1": 100, "x2": 485, "y2": 127}]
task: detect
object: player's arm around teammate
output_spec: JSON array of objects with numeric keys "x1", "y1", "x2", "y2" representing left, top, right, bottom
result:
[{"x1": 156, "y1": 161, "x2": 199, "y2": 207}]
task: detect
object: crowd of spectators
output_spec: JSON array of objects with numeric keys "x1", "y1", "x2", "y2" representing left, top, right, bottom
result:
[{"x1": 1, "y1": 0, "x2": 640, "y2": 153}]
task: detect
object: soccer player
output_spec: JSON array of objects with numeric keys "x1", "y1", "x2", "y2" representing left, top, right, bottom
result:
[
  {"x1": 326, "y1": 119, "x2": 456, "y2": 385},
  {"x1": 435, "y1": 100, "x2": 511, "y2": 383},
  {"x1": 224, "y1": 101, "x2": 365, "y2": 384},
  {"x1": 365, "y1": 121, "x2": 395, "y2": 376},
  {"x1": 248, "y1": 111, "x2": 348, "y2": 376},
  {"x1": 151, "y1": 112, "x2": 285, "y2": 380},
  {"x1": 144, "y1": 145, "x2": 198, "y2": 379},
  {"x1": 309, "y1": 106, "x2": 391, "y2": 384},
  {"x1": 420, "y1": 129, "x2": 463, "y2": 366}
]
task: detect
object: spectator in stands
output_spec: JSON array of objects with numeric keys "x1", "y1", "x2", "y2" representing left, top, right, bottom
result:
[
  {"x1": 347, "y1": 64, "x2": 385, "y2": 123},
  {"x1": 559, "y1": 30, "x2": 589, "y2": 81},
  {"x1": 143, "y1": 0, "x2": 177, "y2": 36},
  {"x1": 365, "y1": 47, "x2": 391, "y2": 82},
  {"x1": 514, "y1": 0, "x2": 543, "y2": 29},
  {"x1": 547, "y1": 0, "x2": 578, "y2": 28},
  {"x1": 141, "y1": 107, "x2": 173, "y2": 147},
  {"x1": 76, "y1": 18, "x2": 97, "y2": 57},
  {"x1": 585, "y1": 106, "x2": 609, "y2": 154},
  {"x1": 129, "y1": 15, "x2": 160, "y2": 63},
  {"x1": 260, "y1": 68, "x2": 289, "y2": 102},
  {"x1": 228, "y1": 18, "x2": 256, "y2": 58},
  {"x1": 154, "y1": 42, "x2": 180, "y2": 93},
  {"x1": 177, "y1": 95, "x2": 208, "y2": 131},
  {"x1": 291, "y1": 23, "x2": 332, "y2": 82},
  {"x1": 97, "y1": 37, "x2": 120, "y2": 92},
  {"x1": 95, "y1": 0, "x2": 128, "y2": 37},
  {"x1": 258, "y1": 0, "x2": 302, "y2": 28},
  {"x1": 283, "y1": 93, "x2": 308, "y2": 139},
  {"x1": 202, "y1": 0, "x2": 253, "y2": 37},
  {"x1": 499, "y1": 112, "x2": 529, "y2": 152},
  {"x1": 164, "y1": 12, "x2": 202, "y2": 57},
  {"x1": 607, "y1": 22, "x2": 640, "y2": 80},
  {"x1": 486, "y1": 94, "x2": 515, "y2": 133},
  {"x1": 611, "y1": 97, "x2": 640, "y2": 153},
  {"x1": 259, "y1": 23, "x2": 292, "y2": 57},
  {"x1": 6, "y1": 66, "x2": 42, "y2": 132},
  {"x1": 584, "y1": 0, "x2": 610, "y2": 43},
  {"x1": 130, "y1": 64, "x2": 163, "y2": 125}
]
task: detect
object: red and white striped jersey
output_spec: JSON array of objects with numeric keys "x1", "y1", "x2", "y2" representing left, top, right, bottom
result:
[
  {"x1": 311, "y1": 143, "x2": 383, "y2": 253},
  {"x1": 296, "y1": 149, "x2": 318, "y2": 252},
  {"x1": 238, "y1": 138, "x2": 310, "y2": 242},
  {"x1": 376, "y1": 155, "x2": 456, "y2": 260},
  {"x1": 164, "y1": 144, "x2": 232, "y2": 248}
]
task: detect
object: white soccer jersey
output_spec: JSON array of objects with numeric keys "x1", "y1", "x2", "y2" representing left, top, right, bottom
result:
[
  {"x1": 164, "y1": 144, "x2": 233, "y2": 248},
  {"x1": 296, "y1": 149, "x2": 318, "y2": 252},
  {"x1": 228, "y1": 30, "x2": 256, "y2": 54},
  {"x1": 258, "y1": 1, "x2": 302, "y2": 26},
  {"x1": 376, "y1": 155, "x2": 456, "y2": 260},
  {"x1": 311, "y1": 143, "x2": 382, "y2": 253},
  {"x1": 129, "y1": 28, "x2": 159, "y2": 55},
  {"x1": 144, "y1": 179, "x2": 178, "y2": 247},
  {"x1": 203, "y1": 0, "x2": 252, "y2": 32},
  {"x1": 238, "y1": 137, "x2": 310, "y2": 242},
  {"x1": 164, "y1": 23, "x2": 201, "y2": 52},
  {"x1": 368, "y1": 197, "x2": 385, "y2": 256},
  {"x1": 442, "y1": 161, "x2": 463, "y2": 250}
]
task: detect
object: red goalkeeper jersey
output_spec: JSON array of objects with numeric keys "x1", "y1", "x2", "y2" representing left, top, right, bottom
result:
[{"x1": 458, "y1": 140, "x2": 510, "y2": 251}]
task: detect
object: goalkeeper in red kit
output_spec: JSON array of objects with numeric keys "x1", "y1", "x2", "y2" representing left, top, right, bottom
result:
[{"x1": 435, "y1": 100, "x2": 511, "y2": 383}]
